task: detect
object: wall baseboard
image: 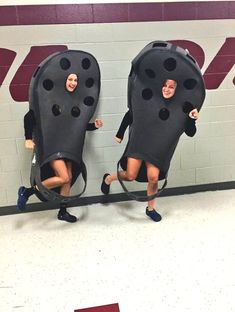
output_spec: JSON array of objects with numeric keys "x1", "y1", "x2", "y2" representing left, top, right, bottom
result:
[{"x1": 1, "y1": 181, "x2": 235, "y2": 217}]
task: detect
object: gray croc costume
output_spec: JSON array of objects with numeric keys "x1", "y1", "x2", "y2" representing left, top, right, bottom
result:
[
  {"x1": 29, "y1": 50, "x2": 100, "y2": 204},
  {"x1": 118, "y1": 41, "x2": 205, "y2": 201}
]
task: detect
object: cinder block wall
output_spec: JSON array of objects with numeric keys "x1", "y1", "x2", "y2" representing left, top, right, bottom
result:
[{"x1": 0, "y1": 1, "x2": 235, "y2": 207}]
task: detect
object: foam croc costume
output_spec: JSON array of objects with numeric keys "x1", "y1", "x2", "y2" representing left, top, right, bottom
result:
[
  {"x1": 118, "y1": 41, "x2": 205, "y2": 201},
  {"x1": 29, "y1": 50, "x2": 100, "y2": 204}
]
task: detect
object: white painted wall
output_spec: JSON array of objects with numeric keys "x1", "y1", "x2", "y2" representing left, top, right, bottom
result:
[{"x1": 0, "y1": 8, "x2": 235, "y2": 206}]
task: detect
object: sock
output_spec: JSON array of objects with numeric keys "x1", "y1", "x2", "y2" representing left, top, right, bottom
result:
[
  {"x1": 24, "y1": 186, "x2": 36, "y2": 198},
  {"x1": 59, "y1": 203, "x2": 67, "y2": 215}
]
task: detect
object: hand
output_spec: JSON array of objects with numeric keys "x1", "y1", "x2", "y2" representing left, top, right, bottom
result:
[
  {"x1": 94, "y1": 119, "x2": 103, "y2": 128},
  {"x1": 189, "y1": 108, "x2": 199, "y2": 120},
  {"x1": 25, "y1": 139, "x2": 35, "y2": 150},
  {"x1": 115, "y1": 137, "x2": 122, "y2": 143}
]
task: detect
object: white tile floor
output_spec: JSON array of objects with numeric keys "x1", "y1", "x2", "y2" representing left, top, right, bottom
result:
[{"x1": 1, "y1": 189, "x2": 235, "y2": 312}]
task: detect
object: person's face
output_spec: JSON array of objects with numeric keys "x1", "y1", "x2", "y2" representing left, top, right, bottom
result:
[
  {"x1": 162, "y1": 79, "x2": 177, "y2": 99},
  {"x1": 66, "y1": 74, "x2": 78, "y2": 92}
]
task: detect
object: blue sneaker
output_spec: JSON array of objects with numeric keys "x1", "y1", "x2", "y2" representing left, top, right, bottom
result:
[
  {"x1": 146, "y1": 208, "x2": 162, "y2": 222},
  {"x1": 17, "y1": 186, "x2": 28, "y2": 212}
]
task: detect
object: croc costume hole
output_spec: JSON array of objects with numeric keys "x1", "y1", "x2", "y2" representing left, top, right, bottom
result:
[
  {"x1": 159, "y1": 108, "x2": 170, "y2": 120},
  {"x1": 162, "y1": 79, "x2": 177, "y2": 99},
  {"x1": 65, "y1": 73, "x2": 78, "y2": 93},
  {"x1": 145, "y1": 69, "x2": 156, "y2": 79},
  {"x1": 82, "y1": 58, "x2": 91, "y2": 70},
  {"x1": 183, "y1": 78, "x2": 197, "y2": 90},
  {"x1": 85, "y1": 78, "x2": 95, "y2": 88},
  {"x1": 52, "y1": 104, "x2": 61, "y2": 116},
  {"x1": 60, "y1": 57, "x2": 71, "y2": 70},
  {"x1": 163, "y1": 58, "x2": 177, "y2": 71},
  {"x1": 84, "y1": 96, "x2": 94, "y2": 106},
  {"x1": 43, "y1": 79, "x2": 54, "y2": 91},
  {"x1": 152, "y1": 42, "x2": 168, "y2": 48},
  {"x1": 142, "y1": 88, "x2": 153, "y2": 100},
  {"x1": 71, "y1": 106, "x2": 80, "y2": 117}
]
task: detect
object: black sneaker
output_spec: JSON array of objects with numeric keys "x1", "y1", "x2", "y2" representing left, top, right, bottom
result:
[
  {"x1": 146, "y1": 208, "x2": 162, "y2": 222},
  {"x1": 17, "y1": 186, "x2": 28, "y2": 212},
  {"x1": 57, "y1": 211, "x2": 77, "y2": 223},
  {"x1": 101, "y1": 173, "x2": 110, "y2": 195}
]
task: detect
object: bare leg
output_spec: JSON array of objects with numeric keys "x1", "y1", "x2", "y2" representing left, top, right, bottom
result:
[
  {"x1": 146, "y1": 162, "x2": 160, "y2": 210},
  {"x1": 17, "y1": 160, "x2": 71, "y2": 212},
  {"x1": 101, "y1": 157, "x2": 143, "y2": 195},
  {"x1": 145, "y1": 162, "x2": 161, "y2": 222},
  {"x1": 59, "y1": 161, "x2": 72, "y2": 196},
  {"x1": 44, "y1": 160, "x2": 76, "y2": 223},
  {"x1": 42, "y1": 159, "x2": 71, "y2": 191},
  {"x1": 105, "y1": 157, "x2": 142, "y2": 184}
]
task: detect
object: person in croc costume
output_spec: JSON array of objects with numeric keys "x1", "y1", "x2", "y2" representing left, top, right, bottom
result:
[
  {"x1": 101, "y1": 79, "x2": 199, "y2": 222},
  {"x1": 17, "y1": 50, "x2": 102, "y2": 223},
  {"x1": 101, "y1": 41, "x2": 205, "y2": 222}
]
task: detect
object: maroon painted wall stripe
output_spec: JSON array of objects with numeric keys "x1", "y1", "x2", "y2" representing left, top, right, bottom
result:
[
  {"x1": 0, "y1": 6, "x2": 18, "y2": 25},
  {"x1": 9, "y1": 45, "x2": 67, "y2": 101},
  {"x1": 0, "y1": 1, "x2": 234, "y2": 26},
  {"x1": 74, "y1": 303, "x2": 120, "y2": 312},
  {"x1": 0, "y1": 49, "x2": 16, "y2": 86}
]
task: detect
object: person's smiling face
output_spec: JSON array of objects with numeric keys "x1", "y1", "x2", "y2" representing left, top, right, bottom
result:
[
  {"x1": 162, "y1": 79, "x2": 177, "y2": 99},
  {"x1": 66, "y1": 73, "x2": 78, "y2": 92}
]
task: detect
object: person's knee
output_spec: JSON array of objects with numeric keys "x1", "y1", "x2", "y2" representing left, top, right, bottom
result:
[
  {"x1": 147, "y1": 175, "x2": 158, "y2": 184},
  {"x1": 60, "y1": 175, "x2": 71, "y2": 185},
  {"x1": 126, "y1": 172, "x2": 137, "y2": 181}
]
